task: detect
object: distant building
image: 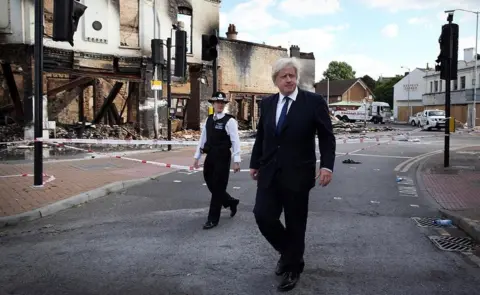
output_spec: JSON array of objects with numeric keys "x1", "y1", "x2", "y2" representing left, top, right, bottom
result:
[
  {"x1": 216, "y1": 24, "x2": 316, "y2": 130},
  {"x1": 314, "y1": 78, "x2": 374, "y2": 110},
  {"x1": 422, "y1": 48, "x2": 480, "y2": 126},
  {"x1": 393, "y1": 68, "x2": 427, "y2": 122}
]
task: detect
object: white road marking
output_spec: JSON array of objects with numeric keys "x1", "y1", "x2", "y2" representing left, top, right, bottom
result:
[
  {"x1": 394, "y1": 150, "x2": 443, "y2": 172},
  {"x1": 348, "y1": 153, "x2": 413, "y2": 159},
  {"x1": 410, "y1": 204, "x2": 420, "y2": 208},
  {"x1": 173, "y1": 180, "x2": 182, "y2": 183},
  {"x1": 370, "y1": 201, "x2": 380, "y2": 204},
  {"x1": 334, "y1": 197, "x2": 342, "y2": 200}
]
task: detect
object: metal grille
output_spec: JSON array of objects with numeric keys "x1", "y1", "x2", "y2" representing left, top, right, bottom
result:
[
  {"x1": 411, "y1": 217, "x2": 455, "y2": 228},
  {"x1": 428, "y1": 236, "x2": 475, "y2": 252}
]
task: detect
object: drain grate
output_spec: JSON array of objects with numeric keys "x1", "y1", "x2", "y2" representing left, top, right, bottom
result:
[
  {"x1": 411, "y1": 217, "x2": 456, "y2": 228},
  {"x1": 428, "y1": 236, "x2": 475, "y2": 252}
]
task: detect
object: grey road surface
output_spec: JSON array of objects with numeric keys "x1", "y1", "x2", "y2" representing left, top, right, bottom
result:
[{"x1": 1, "y1": 130, "x2": 480, "y2": 295}]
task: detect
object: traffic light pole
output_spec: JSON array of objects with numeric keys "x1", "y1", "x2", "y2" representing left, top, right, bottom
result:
[
  {"x1": 34, "y1": 0, "x2": 44, "y2": 187},
  {"x1": 444, "y1": 19, "x2": 453, "y2": 168},
  {"x1": 167, "y1": 37, "x2": 172, "y2": 151}
]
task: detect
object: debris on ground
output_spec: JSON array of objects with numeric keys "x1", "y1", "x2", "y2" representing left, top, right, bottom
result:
[
  {"x1": 0, "y1": 124, "x2": 24, "y2": 143},
  {"x1": 53, "y1": 123, "x2": 143, "y2": 140},
  {"x1": 331, "y1": 119, "x2": 395, "y2": 134},
  {"x1": 342, "y1": 159, "x2": 362, "y2": 164},
  {"x1": 172, "y1": 129, "x2": 201, "y2": 141}
]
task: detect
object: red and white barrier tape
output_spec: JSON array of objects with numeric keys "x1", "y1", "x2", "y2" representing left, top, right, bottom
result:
[
  {"x1": 0, "y1": 173, "x2": 56, "y2": 184},
  {"x1": 1, "y1": 131, "x2": 444, "y2": 147}
]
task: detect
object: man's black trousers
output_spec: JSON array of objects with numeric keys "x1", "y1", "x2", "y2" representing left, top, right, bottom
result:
[
  {"x1": 253, "y1": 171, "x2": 310, "y2": 273},
  {"x1": 203, "y1": 149, "x2": 237, "y2": 223}
]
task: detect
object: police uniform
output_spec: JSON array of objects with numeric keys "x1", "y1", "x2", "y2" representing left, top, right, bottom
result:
[{"x1": 194, "y1": 92, "x2": 241, "y2": 230}]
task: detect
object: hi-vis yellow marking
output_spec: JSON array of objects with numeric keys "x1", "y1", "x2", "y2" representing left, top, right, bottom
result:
[{"x1": 151, "y1": 80, "x2": 162, "y2": 90}]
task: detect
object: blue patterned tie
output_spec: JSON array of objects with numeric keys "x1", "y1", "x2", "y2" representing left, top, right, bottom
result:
[{"x1": 276, "y1": 97, "x2": 290, "y2": 135}]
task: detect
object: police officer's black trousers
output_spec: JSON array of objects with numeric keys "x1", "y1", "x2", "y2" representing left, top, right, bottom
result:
[{"x1": 203, "y1": 149, "x2": 237, "y2": 223}]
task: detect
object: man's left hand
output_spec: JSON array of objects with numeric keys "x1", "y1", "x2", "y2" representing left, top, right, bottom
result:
[
  {"x1": 316, "y1": 169, "x2": 332, "y2": 187},
  {"x1": 233, "y1": 162, "x2": 240, "y2": 173}
]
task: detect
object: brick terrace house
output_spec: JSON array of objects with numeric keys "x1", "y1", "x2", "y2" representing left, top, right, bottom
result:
[
  {"x1": 0, "y1": 0, "x2": 220, "y2": 136},
  {"x1": 217, "y1": 24, "x2": 316, "y2": 129},
  {"x1": 314, "y1": 78, "x2": 374, "y2": 111}
]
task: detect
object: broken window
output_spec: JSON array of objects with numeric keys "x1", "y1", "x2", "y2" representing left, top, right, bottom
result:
[
  {"x1": 177, "y1": 7, "x2": 192, "y2": 54},
  {"x1": 119, "y1": 0, "x2": 140, "y2": 47}
]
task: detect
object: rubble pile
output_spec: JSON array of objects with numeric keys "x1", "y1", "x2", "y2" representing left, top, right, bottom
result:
[
  {"x1": 172, "y1": 129, "x2": 201, "y2": 141},
  {"x1": 53, "y1": 123, "x2": 142, "y2": 140},
  {"x1": 0, "y1": 124, "x2": 24, "y2": 143},
  {"x1": 331, "y1": 120, "x2": 395, "y2": 134}
]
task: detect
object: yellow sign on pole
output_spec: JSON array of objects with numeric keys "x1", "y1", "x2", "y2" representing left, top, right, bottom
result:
[
  {"x1": 208, "y1": 106, "x2": 214, "y2": 115},
  {"x1": 449, "y1": 116, "x2": 455, "y2": 133},
  {"x1": 151, "y1": 80, "x2": 162, "y2": 90}
]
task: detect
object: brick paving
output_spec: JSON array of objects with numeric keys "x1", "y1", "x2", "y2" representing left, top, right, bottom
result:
[
  {"x1": 421, "y1": 146, "x2": 480, "y2": 211},
  {"x1": 0, "y1": 147, "x2": 199, "y2": 217}
]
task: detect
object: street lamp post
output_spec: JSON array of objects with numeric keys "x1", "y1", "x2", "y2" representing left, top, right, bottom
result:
[
  {"x1": 401, "y1": 66, "x2": 412, "y2": 119},
  {"x1": 445, "y1": 9, "x2": 479, "y2": 128}
]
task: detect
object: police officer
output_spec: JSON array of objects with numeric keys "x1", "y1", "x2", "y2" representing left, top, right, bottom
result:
[{"x1": 193, "y1": 91, "x2": 241, "y2": 230}]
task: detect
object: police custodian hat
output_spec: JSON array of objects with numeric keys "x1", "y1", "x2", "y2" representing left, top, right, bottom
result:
[{"x1": 208, "y1": 91, "x2": 229, "y2": 103}]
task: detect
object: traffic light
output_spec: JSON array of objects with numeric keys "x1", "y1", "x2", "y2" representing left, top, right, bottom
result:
[
  {"x1": 436, "y1": 23, "x2": 459, "y2": 80},
  {"x1": 174, "y1": 30, "x2": 187, "y2": 78},
  {"x1": 52, "y1": 0, "x2": 87, "y2": 46},
  {"x1": 201, "y1": 34, "x2": 218, "y2": 61}
]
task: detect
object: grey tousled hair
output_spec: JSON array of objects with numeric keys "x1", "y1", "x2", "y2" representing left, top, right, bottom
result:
[{"x1": 271, "y1": 57, "x2": 301, "y2": 84}]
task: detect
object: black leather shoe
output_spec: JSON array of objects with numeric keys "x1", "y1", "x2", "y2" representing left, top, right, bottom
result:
[
  {"x1": 275, "y1": 258, "x2": 287, "y2": 276},
  {"x1": 202, "y1": 221, "x2": 218, "y2": 230},
  {"x1": 277, "y1": 271, "x2": 300, "y2": 292},
  {"x1": 230, "y1": 199, "x2": 239, "y2": 217}
]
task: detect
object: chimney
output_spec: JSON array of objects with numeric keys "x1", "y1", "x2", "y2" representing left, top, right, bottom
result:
[
  {"x1": 464, "y1": 48, "x2": 474, "y2": 62},
  {"x1": 226, "y1": 24, "x2": 238, "y2": 40},
  {"x1": 290, "y1": 45, "x2": 300, "y2": 58}
]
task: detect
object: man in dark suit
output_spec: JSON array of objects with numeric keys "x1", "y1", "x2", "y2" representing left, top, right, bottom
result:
[{"x1": 249, "y1": 57, "x2": 336, "y2": 292}]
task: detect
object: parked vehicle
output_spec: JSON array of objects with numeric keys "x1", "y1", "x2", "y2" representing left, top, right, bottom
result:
[
  {"x1": 419, "y1": 109, "x2": 446, "y2": 130},
  {"x1": 333, "y1": 101, "x2": 392, "y2": 124},
  {"x1": 409, "y1": 112, "x2": 422, "y2": 126}
]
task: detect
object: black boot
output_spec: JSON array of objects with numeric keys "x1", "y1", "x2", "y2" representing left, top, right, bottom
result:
[
  {"x1": 277, "y1": 271, "x2": 300, "y2": 292},
  {"x1": 203, "y1": 221, "x2": 218, "y2": 230},
  {"x1": 229, "y1": 199, "x2": 239, "y2": 217}
]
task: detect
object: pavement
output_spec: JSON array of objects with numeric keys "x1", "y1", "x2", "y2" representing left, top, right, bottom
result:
[
  {"x1": 416, "y1": 145, "x2": 480, "y2": 244},
  {"x1": 1, "y1": 128, "x2": 480, "y2": 294}
]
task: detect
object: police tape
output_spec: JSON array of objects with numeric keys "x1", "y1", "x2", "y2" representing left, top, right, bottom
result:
[
  {"x1": 2, "y1": 132, "x2": 443, "y2": 147},
  {"x1": 109, "y1": 155, "x2": 250, "y2": 172},
  {"x1": 31, "y1": 136, "x2": 411, "y2": 146},
  {"x1": 0, "y1": 173, "x2": 56, "y2": 184}
]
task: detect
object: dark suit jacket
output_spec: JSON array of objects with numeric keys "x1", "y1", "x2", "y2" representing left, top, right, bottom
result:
[{"x1": 249, "y1": 88, "x2": 336, "y2": 192}]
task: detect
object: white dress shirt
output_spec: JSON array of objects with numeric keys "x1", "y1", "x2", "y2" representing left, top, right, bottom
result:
[
  {"x1": 276, "y1": 87, "x2": 298, "y2": 124},
  {"x1": 276, "y1": 87, "x2": 332, "y2": 173},
  {"x1": 194, "y1": 112, "x2": 242, "y2": 163}
]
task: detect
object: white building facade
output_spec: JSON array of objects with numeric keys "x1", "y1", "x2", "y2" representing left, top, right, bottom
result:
[
  {"x1": 393, "y1": 68, "x2": 426, "y2": 122},
  {"x1": 423, "y1": 48, "x2": 480, "y2": 126}
]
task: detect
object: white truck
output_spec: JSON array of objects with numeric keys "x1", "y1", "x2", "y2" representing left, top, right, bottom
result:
[
  {"x1": 333, "y1": 101, "x2": 392, "y2": 124},
  {"x1": 418, "y1": 109, "x2": 446, "y2": 130}
]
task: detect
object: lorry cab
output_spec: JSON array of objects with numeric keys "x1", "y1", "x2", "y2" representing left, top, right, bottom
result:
[{"x1": 368, "y1": 102, "x2": 392, "y2": 124}]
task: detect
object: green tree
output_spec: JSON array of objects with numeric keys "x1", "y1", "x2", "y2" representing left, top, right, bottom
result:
[
  {"x1": 373, "y1": 75, "x2": 403, "y2": 107},
  {"x1": 322, "y1": 61, "x2": 356, "y2": 81},
  {"x1": 361, "y1": 75, "x2": 376, "y2": 91}
]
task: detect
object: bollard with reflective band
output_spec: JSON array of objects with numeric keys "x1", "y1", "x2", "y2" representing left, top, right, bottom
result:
[{"x1": 449, "y1": 116, "x2": 455, "y2": 133}]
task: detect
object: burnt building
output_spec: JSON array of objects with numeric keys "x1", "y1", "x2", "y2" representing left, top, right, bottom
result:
[
  {"x1": 0, "y1": 0, "x2": 220, "y2": 138},
  {"x1": 217, "y1": 24, "x2": 315, "y2": 129}
]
